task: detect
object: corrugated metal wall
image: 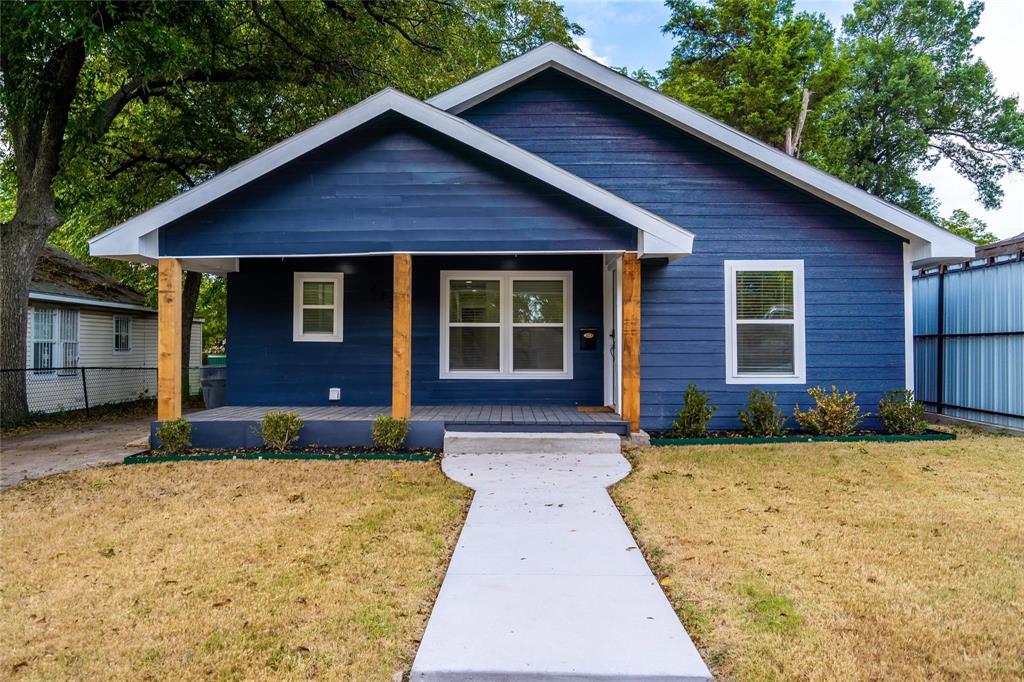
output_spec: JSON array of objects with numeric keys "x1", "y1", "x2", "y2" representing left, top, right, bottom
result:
[{"x1": 913, "y1": 256, "x2": 1024, "y2": 430}]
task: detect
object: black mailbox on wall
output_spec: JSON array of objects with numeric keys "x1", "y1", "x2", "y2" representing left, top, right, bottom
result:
[{"x1": 579, "y1": 327, "x2": 598, "y2": 350}]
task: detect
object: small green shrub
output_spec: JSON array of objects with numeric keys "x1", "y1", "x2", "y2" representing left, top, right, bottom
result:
[
  {"x1": 738, "y1": 389, "x2": 787, "y2": 437},
  {"x1": 673, "y1": 384, "x2": 716, "y2": 438},
  {"x1": 157, "y1": 417, "x2": 192, "y2": 454},
  {"x1": 878, "y1": 389, "x2": 928, "y2": 435},
  {"x1": 794, "y1": 386, "x2": 866, "y2": 436},
  {"x1": 371, "y1": 415, "x2": 409, "y2": 451},
  {"x1": 255, "y1": 411, "x2": 304, "y2": 451}
]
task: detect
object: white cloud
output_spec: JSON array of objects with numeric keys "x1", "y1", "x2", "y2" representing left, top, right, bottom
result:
[{"x1": 576, "y1": 36, "x2": 612, "y2": 66}]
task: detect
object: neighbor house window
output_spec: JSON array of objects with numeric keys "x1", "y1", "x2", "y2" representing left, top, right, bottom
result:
[
  {"x1": 32, "y1": 307, "x2": 79, "y2": 376},
  {"x1": 113, "y1": 315, "x2": 132, "y2": 353},
  {"x1": 441, "y1": 271, "x2": 572, "y2": 379},
  {"x1": 293, "y1": 272, "x2": 343, "y2": 342},
  {"x1": 724, "y1": 260, "x2": 805, "y2": 384}
]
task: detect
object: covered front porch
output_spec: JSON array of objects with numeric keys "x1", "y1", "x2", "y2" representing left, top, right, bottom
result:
[
  {"x1": 153, "y1": 251, "x2": 643, "y2": 448},
  {"x1": 162, "y1": 404, "x2": 630, "y2": 449}
]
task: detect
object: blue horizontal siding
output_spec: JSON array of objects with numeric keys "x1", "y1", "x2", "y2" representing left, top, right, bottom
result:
[
  {"x1": 412, "y1": 254, "x2": 604, "y2": 405},
  {"x1": 462, "y1": 70, "x2": 907, "y2": 430},
  {"x1": 225, "y1": 254, "x2": 604, "y2": 407},
  {"x1": 226, "y1": 257, "x2": 392, "y2": 406},
  {"x1": 160, "y1": 114, "x2": 635, "y2": 256}
]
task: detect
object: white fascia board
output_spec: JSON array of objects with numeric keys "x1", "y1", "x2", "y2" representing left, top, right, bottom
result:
[
  {"x1": 638, "y1": 231, "x2": 689, "y2": 261},
  {"x1": 89, "y1": 88, "x2": 693, "y2": 259},
  {"x1": 28, "y1": 292, "x2": 156, "y2": 314},
  {"x1": 429, "y1": 43, "x2": 975, "y2": 265}
]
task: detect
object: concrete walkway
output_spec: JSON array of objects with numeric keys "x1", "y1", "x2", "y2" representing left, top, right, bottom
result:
[
  {"x1": 412, "y1": 437, "x2": 711, "y2": 680},
  {"x1": 0, "y1": 416, "x2": 150, "y2": 489}
]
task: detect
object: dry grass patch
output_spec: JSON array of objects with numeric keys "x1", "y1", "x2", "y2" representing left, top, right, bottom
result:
[
  {"x1": 613, "y1": 430, "x2": 1024, "y2": 681},
  {"x1": 1, "y1": 460, "x2": 470, "y2": 680}
]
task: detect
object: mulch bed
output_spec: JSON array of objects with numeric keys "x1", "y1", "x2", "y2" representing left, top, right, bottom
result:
[
  {"x1": 647, "y1": 429, "x2": 955, "y2": 445},
  {"x1": 125, "y1": 445, "x2": 440, "y2": 464}
]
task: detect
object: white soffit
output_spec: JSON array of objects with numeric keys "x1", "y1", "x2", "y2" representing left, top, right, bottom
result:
[
  {"x1": 428, "y1": 42, "x2": 975, "y2": 265},
  {"x1": 89, "y1": 88, "x2": 694, "y2": 262}
]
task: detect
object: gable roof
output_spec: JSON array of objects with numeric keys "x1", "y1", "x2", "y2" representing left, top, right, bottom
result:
[
  {"x1": 974, "y1": 231, "x2": 1024, "y2": 259},
  {"x1": 89, "y1": 89, "x2": 694, "y2": 264},
  {"x1": 30, "y1": 245, "x2": 154, "y2": 312},
  {"x1": 428, "y1": 43, "x2": 974, "y2": 266}
]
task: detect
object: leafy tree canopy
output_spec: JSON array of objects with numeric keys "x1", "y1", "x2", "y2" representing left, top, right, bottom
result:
[
  {"x1": 0, "y1": 0, "x2": 579, "y2": 421},
  {"x1": 660, "y1": 0, "x2": 845, "y2": 150},
  {"x1": 659, "y1": 0, "x2": 1024, "y2": 231},
  {"x1": 822, "y1": 0, "x2": 1024, "y2": 218},
  {"x1": 939, "y1": 208, "x2": 998, "y2": 244}
]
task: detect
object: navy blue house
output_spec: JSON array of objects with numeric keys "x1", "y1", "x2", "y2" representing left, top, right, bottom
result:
[{"x1": 90, "y1": 43, "x2": 972, "y2": 447}]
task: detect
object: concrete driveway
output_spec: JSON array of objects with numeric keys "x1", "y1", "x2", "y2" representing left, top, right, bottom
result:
[{"x1": 0, "y1": 416, "x2": 150, "y2": 489}]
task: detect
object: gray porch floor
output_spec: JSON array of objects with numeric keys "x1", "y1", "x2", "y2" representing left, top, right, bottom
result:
[{"x1": 188, "y1": 404, "x2": 626, "y2": 428}]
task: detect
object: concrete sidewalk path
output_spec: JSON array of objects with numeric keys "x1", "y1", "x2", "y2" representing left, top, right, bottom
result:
[{"x1": 411, "y1": 446, "x2": 711, "y2": 681}]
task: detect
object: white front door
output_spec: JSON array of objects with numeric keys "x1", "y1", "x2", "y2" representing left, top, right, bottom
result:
[{"x1": 603, "y1": 255, "x2": 622, "y2": 410}]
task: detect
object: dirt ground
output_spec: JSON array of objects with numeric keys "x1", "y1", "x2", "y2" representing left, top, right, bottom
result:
[{"x1": 0, "y1": 416, "x2": 150, "y2": 489}]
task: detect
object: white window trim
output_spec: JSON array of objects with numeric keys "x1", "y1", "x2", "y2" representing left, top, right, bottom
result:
[
  {"x1": 440, "y1": 270, "x2": 573, "y2": 380},
  {"x1": 724, "y1": 259, "x2": 806, "y2": 384},
  {"x1": 113, "y1": 314, "x2": 133, "y2": 354},
  {"x1": 293, "y1": 272, "x2": 344, "y2": 342}
]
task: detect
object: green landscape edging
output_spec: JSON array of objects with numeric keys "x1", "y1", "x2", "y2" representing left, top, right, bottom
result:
[
  {"x1": 124, "y1": 451, "x2": 435, "y2": 464},
  {"x1": 650, "y1": 431, "x2": 955, "y2": 446}
]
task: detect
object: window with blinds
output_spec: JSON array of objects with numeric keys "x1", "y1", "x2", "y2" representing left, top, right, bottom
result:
[
  {"x1": 293, "y1": 272, "x2": 344, "y2": 342},
  {"x1": 724, "y1": 261, "x2": 805, "y2": 384},
  {"x1": 442, "y1": 271, "x2": 572, "y2": 379},
  {"x1": 32, "y1": 307, "x2": 78, "y2": 376}
]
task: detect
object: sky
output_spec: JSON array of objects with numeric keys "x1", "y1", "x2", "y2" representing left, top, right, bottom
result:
[{"x1": 561, "y1": 0, "x2": 1024, "y2": 239}]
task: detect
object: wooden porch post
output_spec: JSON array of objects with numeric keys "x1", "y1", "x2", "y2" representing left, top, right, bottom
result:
[
  {"x1": 157, "y1": 258, "x2": 183, "y2": 421},
  {"x1": 392, "y1": 254, "x2": 412, "y2": 419},
  {"x1": 621, "y1": 252, "x2": 641, "y2": 433}
]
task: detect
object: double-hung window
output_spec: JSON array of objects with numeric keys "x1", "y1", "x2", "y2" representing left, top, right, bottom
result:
[
  {"x1": 441, "y1": 271, "x2": 572, "y2": 379},
  {"x1": 32, "y1": 307, "x2": 79, "y2": 376},
  {"x1": 724, "y1": 260, "x2": 805, "y2": 384},
  {"x1": 293, "y1": 272, "x2": 344, "y2": 342},
  {"x1": 113, "y1": 315, "x2": 132, "y2": 353}
]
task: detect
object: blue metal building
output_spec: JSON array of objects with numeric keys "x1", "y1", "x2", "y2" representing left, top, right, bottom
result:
[{"x1": 913, "y1": 233, "x2": 1024, "y2": 430}]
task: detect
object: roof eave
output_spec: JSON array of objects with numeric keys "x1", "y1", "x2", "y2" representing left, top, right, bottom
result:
[
  {"x1": 428, "y1": 42, "x2": 976, "y2": 262},
  {"x1": 89, "y1": 87, "x2": 694, "y2": 262}
]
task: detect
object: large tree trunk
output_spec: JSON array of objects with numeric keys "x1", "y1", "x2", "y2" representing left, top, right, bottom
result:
[
  {"x1": 1, "y1": 192, "x2": 63, "y2": 425},
  {"x1": 180, "y1": 270, "x2": 202, "y2": 398}
]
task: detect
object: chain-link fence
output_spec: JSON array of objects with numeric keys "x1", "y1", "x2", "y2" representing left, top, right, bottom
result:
[{"x1": 1, "y1": 367, "x2": 201, "y2": 417}]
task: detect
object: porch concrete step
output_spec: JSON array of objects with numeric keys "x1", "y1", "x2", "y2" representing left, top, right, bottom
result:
[{"x1": 443, "y1": 431, "x2": 622, "y2": 456}]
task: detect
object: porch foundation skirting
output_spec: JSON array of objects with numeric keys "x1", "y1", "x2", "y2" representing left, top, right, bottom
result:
[{"x1": 150, "y1": 405, "x2": 629, "y2": 450}]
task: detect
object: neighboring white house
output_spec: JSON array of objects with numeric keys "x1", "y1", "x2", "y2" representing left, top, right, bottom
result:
[{"x1": 25, "y1": 245, "x2": 202, "y2": 414}]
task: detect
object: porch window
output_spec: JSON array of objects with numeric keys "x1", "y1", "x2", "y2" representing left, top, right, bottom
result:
[
  {"x1": 113, "y1": 315, "x2": 132, "y2": 353},
  {"x1": 293, "y1": 272, "x2": 343, "y2": 342},
  {"x1": 724, "y1": 260, "x2": 805, "y2": 384},
  {"x1": 32, "y1": 307, "x2": 79, "y2": 376},
  {"x1": 441, "y1": 271, "x2": 572, "y2": 379}
]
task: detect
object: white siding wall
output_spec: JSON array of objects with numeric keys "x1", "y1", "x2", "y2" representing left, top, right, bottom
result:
[{"x1": 25, "y1": 303, "x2": 203, "y2": 414}]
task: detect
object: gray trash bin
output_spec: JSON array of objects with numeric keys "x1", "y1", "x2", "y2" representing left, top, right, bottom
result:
[{"x1": 200, "y1": 365, "x2": 226, "y2": 409}]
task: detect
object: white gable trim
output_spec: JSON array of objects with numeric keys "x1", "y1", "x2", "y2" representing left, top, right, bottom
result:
[
  {"x1": 428, "y1": 43, "x2": 974, "y2": 266},
  {"x1": 89, "y1": 89, "x2": 693, "y2": 261}
]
